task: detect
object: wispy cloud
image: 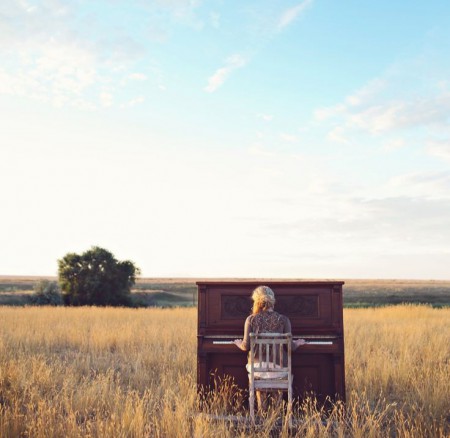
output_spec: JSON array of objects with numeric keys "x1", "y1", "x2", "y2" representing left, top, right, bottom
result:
[
  {"x1": 277, "y1": 0, "x2": 313, "y2": 31},
  {"x1": 128, "y1": 73, "x2": 148, "y2": 81},
  {"x1": 326, "y1": 126, "x2": 349, "y2": 144},
  {"x1": 204, "y1": 54, "x2": 247, "y2": 93},
  {"x1": 257, "y1": 113, "x2": 274, "y2": 122},
  {"x1": 0, "y1": 1, "x2": 153, "y2": 109},
  {"x1": 99, "y1": 91, "x2": 113, "y2": 108},
  {"x1": 121, "y1": 96, "x2": 145, "y2": 108},
  {"x1": 426, "y1": 139, "x2": 450, "y2": 161},
  {"x1": 314, "y1": 64, "x2": 450, "y2": 149},
  {"x1": 0, "y1": 40, "x2": 98, "y2": 108},
  {"x1": 383, "y1": 138, "x2": 405, "y2": 151},
  {"x1": 280, "y1": 133, "x2": 298, "y2": 143},
  {"x1": 347, "y1": 94, "x2": 450, "y2": 133},
  {"x1": 266, "y1": 195, "x2": 450, "y2": 254},
  {"x1": 386, "y1": 171, "x2": 450, "y2": 200},
  {"x1": 202, "y1": 1, "x2": 313, "y2": 94}
]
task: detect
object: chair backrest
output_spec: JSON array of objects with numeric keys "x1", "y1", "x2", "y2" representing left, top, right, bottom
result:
[
  {"x1": 249, "y1": 332, "x2": 292, "y2": 375},
  {"x1": 248, "y1": 333, "x2": 293, "y2": 424}
]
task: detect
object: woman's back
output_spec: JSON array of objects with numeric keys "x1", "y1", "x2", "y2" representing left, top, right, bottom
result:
[{"x1": 246, "y1": 311, "x2": 290, "y2": 335}]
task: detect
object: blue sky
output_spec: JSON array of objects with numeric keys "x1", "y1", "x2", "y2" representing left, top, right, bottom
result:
[{"x1": 1, "y1": 0, "x2": 450, "y2": 279}]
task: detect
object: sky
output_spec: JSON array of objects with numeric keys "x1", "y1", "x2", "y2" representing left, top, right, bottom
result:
[{"x1": 1, "y1": 0, "x2": 450, "y2": 279}]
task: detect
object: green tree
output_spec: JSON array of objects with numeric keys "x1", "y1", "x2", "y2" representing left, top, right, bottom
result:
[{"x1": 58, "y1": 247, "x2": 140, "y2": 306}]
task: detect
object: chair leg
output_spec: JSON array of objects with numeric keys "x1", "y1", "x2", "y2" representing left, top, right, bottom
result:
[
  {"x1": 287, "y1": 379, "x2": 293, "y2": 428},
  {"x1": 249, "y1": 386, "x2": 255, "y2": 425}
]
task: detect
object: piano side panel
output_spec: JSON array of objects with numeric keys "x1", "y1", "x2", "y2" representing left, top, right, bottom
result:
[
  {"x1": 334, "y1": 354, "x2": 346, "y2": 402},
  {"x1": 198, "y1": 284, "x2": 207, "y2": 332}
]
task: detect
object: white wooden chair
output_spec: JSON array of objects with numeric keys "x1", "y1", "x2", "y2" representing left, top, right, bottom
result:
[{"x1": 248, "y1": 332, "x2": 293, "y2": 425}]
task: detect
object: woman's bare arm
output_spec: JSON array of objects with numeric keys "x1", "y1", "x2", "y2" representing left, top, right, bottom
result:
[{"x1": 233, "y1": 316, "x2": 251, "y2": 351}]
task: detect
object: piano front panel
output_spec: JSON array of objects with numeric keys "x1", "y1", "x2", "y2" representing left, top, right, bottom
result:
[
  {"x1": 199, "y1": 343, "x2": 341, "y2": 404},
  {"x1": 293, "y1": 355, "x2": 335, "y2": 401},
  {"x1": 207, "y1": 352, "x2": 249, "y2": 391}
]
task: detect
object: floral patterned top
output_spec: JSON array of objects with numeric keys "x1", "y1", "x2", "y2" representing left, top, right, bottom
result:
[{"x1": 240, "y1": 310, "x2": 293, "y2": 365}]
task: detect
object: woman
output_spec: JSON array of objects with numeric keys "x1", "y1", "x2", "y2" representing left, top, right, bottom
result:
[{"x1": 233, "y1": 285, "x2": 306, "y2": 411}]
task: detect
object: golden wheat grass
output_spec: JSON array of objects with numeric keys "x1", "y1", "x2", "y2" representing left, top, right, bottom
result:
[{"x1": 0, "y1": 305, "x2": 448, "y2": 437}]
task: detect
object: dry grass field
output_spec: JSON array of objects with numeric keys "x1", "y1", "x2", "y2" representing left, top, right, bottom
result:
[{"x1": 0, "y1": 305, "x2": 448, "y2": 437}]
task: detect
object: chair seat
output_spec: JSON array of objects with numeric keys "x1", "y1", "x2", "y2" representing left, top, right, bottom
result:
[
  {"x1": 253, "y1": 380, "x2": 290, "y2": 390},
  {"x1": 246, "y1": 363, "x2": 288, "y2": 379}
]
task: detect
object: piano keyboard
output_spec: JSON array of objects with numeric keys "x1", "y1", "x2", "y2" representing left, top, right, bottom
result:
[
  {"x1": 305, "y1": 341, "x2": 333, "y2": 345},
  {"x1": 212, "y1": 340, "x2": 333, "y2": 345}
]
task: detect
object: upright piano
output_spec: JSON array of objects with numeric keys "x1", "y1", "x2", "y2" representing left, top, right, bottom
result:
[{"x1": 197, "y1": 281, "x2": 345, "y2": 403}]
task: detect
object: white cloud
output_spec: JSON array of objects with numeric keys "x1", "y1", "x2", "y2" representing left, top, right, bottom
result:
[
  {"x1": 327, "y1": 126, "x2": 349, "y2": 144},
  {"x1": 347, "y1": 94, "x2": 450, "y2": 133},
  {"x1": 121, "y1": 96, "x2": 145, "y2": 108},
  {"x1": 100, "y1": 91, "x2": 113, "y2": 107},
  {"x1": 248, "y1": 144, "x2": 276, "y2": 157},
  {"x1": 265, "y1": 195, "x2": 450, "y2": 258},
  {"x1": 386, "y1": 171, "x2": 450, "y2": 200},
  {"x1": 257, "y1": 113, "x2": 274, "y2": 122},
  {"x1": 0, "y1": 40, "x2": 98, "y2": 108},
  {"x1": 0, "y1": 1, "x2": 150, "y2": 109},
  {"x1": 426, "y1": 139, "x2": 450, "y2": 161},
  {"x1": 314, "y1": 104, "x2": 345, "y2": 121},
  {"x1": 204, "y1": 54, "x2": 247, "y2": 93},
  {"x1": 277, "y1": 0, "x2": 313, "y2": 31},
  {"x1": 315, "y1": 66, "x2": 450, "y2": 147},
  {"x1": 383, "y1": 138, "x2": 405, "y2": 151},
  {"x1": 280, "y1": 133, "x2": 297, "y2": 143},
  {"x1": 128, "y1": 72, "x2": 148, "y2": 81},
  {"x1": 345, "y1": 78, "x2": 386, "y2": 107}
]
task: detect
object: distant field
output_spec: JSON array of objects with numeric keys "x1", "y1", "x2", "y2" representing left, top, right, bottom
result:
[
  {"x1": 0, "y1": 276, "x2": 449, "y2": 307},
  {"x1": 343, "y1": 279, "x2": 450, "y2": 308}
]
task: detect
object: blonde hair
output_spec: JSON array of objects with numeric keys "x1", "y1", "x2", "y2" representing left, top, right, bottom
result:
[{"x1": 252, "y1": 285, "x2": 275, "y2": 314}]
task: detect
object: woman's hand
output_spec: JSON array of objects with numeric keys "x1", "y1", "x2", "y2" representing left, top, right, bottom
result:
[
  {"x1": 233, "y1": 339, "x2": 244, "y2": 350},
  {"x1": 293, "y1": 338, "x2": 307, "y2": 349}
]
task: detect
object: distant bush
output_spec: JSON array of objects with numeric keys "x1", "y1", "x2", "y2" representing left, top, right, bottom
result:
[
  {"x1": 58, "y1": 246, "x2": 140, "y2": 306},
  {"x1": 31, "y1": 280, "x2": 63, "y2": 306}
]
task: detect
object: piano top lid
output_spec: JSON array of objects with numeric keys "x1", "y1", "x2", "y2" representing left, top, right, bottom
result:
[{"x1": 196, "y1": 279, "x2": 345, "y2": 286}]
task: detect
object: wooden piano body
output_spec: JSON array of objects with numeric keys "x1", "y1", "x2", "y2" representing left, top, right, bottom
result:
[{"x1": 197, "y1": 281, "x2": 345, "y2": 403}]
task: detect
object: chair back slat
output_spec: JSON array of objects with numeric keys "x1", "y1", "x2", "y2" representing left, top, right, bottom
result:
[{"x1": 249, "y1": 332, "x2": 292, "y2": 372}]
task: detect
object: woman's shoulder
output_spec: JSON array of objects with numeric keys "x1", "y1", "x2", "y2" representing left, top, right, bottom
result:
[
  {"x1": 245, "y1": 314, "x2": 255, "y2": 324},
  {"x1": 274, "y1": 311, "x2": 291, "y2": 324}
]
